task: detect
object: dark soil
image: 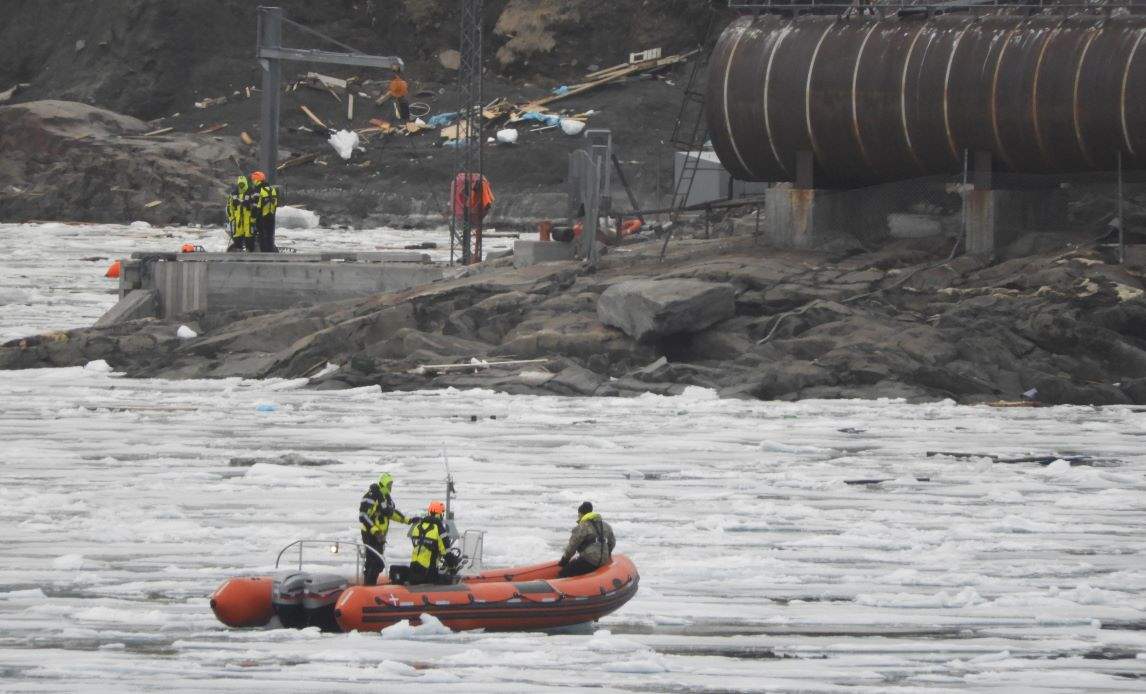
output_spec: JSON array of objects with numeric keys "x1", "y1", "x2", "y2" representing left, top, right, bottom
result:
[{"x1": 0, "y1": 0, "x2": 727, "y2": 226}]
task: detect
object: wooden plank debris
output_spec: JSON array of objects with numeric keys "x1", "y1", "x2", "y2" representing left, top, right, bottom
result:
[
  {"x1": 347, "y1": 93, "x2": 355, "y2": 121},
  {"x1": 629, "y1": 47, "x2": 662, "y2": 63},
  {"x1": 197, "y1": 122, "x2": 228, "y2": 135},
  {"x1": 277, "y1": 152, "x2": 319, "y2": 171},
  {"x1": 240, "y1": 131, "x2": 254, "y2": 145},
  {"x1": 520, "y1": 49, "x2": 696, "y2": 111},
  {"x1": 143, "y1": 126, "x2": 174, "y2": 137},
  {"x1": 144, "y1": 200, "x2": 162, "y2": 208},
  {"x1": 299, "y1": 105, "x2": 327, "y2": 129}
]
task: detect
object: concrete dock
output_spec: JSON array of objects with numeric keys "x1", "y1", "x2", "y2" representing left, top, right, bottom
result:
[{"x1": 97, "y1": 251, "x2": 444, "y2": 326}]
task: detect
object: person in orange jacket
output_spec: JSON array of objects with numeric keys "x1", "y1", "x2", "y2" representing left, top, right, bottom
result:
[{"x1": 387, "y1": 68, "x2": 410, "y2": 122}]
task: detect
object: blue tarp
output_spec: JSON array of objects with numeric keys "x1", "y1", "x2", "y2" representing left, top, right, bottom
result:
[
  {"x1": 426, "y1": 112, "x2": 459, "y2": 128},
  {"x1": 517, "y1": 111, "x2": 561, "y2": 127}
]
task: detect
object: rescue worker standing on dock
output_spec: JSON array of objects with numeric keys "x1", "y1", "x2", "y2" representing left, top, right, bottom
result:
[
  {"x1": 249, "y1": 170, "x2": 279, "y2": 252},
  {"x1": 359, "y1": 472, "x2": 408, "y2": 584},
  {"x1": 225, "y1": 175, "x2": 256, "y2": 252},
  {"x1": 558, "y1": 501, "x2": 615, "y2": 578},
  {"x1": 407, "y1": 501, "x2": 451, "y2": 584}
]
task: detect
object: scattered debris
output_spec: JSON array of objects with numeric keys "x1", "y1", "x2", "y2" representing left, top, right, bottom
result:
[
  {"x1": 240, "y1": 131, "x2": 254, "y2": 146},
  {"x1": 194, "y1": 96, "x2": 227, "y2": 109},
  {"x1": 327, "y1": 129, "x2": 361, "y2": 160},
  {"x1": 142, "y1": 126, "x2": 174, "y2": 137},
  {"x1": 0, "y1": 83, "x2": 31, "y2": 104},
  {"x1": 176, "y1": 325, "x2": 198, "y2": 339},
  {"x1": 143, "y1": 200, "x2": 162, "y2": 208},
  {"x1": 277, "y1": 152, "x2": 319, "y2": 172},
  {"x1": 300, "y1": 104, "x2": 327, "y2": 129},
  {"x1": 197, "y1": 122, "x2": 227, "y2": 135},
  {"x1": 495, "y1": 128, "x2": 518, "y2": 144}
]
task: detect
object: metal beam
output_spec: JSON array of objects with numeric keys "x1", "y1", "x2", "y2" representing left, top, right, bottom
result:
[
  {"x1": 256, "y1": 47, "x2": 402, "y2": 71},
  {"x1": 258, "y1": 7, "x2": 283, "y2": 184}
]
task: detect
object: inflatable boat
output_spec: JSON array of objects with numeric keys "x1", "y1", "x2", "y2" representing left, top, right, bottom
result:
[{"x1": 211, "y1": 539, "x2": 639, "y2": 633}]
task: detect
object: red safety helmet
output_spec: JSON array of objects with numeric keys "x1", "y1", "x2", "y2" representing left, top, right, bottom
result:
[
  {"x1": 250, "y1": 171, "x2": 267, "y2": 183},
  {"x1": 427, "y1": 500, "x2": 445, "y2": 516}
]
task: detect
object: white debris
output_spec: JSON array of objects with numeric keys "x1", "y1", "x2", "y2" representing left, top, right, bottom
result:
[
  {"x1": 560, "y1": 118, "x2": 586, "y2": 136},
  {"x1": 495, "y1": 128, "x2": 518, "y2": 144},
  {"x1": 176, "y1": 325, "x2": 197, "y2": 339},
  {"x1": 275, "y1": 205, "x2": 320, "y2": 229},
  {"x1": 327, "y1": 129, "x2": 361, "y2": 160}
]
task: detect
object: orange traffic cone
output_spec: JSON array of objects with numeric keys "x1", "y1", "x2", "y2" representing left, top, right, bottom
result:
[{"x1": 105, "y1": 260, "x2": 122, "y2": 279}]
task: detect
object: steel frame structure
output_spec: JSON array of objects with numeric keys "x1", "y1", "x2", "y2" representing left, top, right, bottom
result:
[
  {"x1": 450, "y1": 0, "x2": 485, "y2": 265},
  {"x1": 256, "y1": 6, "x2": 402, "y2": 184}
]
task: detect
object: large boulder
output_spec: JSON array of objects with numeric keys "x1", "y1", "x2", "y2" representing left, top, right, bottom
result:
[{"x1": 597, "y1": 279, "x2": 735, "y2": 342}]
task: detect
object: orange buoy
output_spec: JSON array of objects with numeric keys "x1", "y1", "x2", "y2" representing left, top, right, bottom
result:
[
  {"x1": 105, "y1": 260, "x2": 122, "y2": 279},
  {"x1": 181, "y1": 243, "x2": 196, "y2": 253},
  {"x1": 210, "y1": 576, "x2": 275, "y2": 628}
]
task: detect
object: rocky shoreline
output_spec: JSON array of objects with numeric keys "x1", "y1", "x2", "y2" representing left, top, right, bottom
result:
[{"x1": 5, "y1": 231, "x2": 1146, "y2": 407}]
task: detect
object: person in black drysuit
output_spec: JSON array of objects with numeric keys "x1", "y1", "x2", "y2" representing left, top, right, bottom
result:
[{"x1": 358, "y1": 472, "x2": 408, "y2": 584}]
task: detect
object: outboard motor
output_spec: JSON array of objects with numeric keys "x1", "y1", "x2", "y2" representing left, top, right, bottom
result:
[{"x1": 272, "y1": 572, "x2": 348, "y2": 631}]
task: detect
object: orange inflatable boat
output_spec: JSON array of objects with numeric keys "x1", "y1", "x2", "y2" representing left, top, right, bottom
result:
[{"x1": 211, "y1": 541, "x2": 638, "y2": 633}]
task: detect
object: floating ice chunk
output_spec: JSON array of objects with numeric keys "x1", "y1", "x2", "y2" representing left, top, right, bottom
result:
[
  {"x1": 176, "y1": 325, "x2": 197, "y2": 339},
  {"x1": 52, "y1": 554, "x2": 87, "y2": 570},
  {"x1": 602, "y1": 657, "x2": 669, "y2": 673},
  {"x1": 1043, "y1": 459, "x2": 1072, "y2": 475},
  {"x1": 587, "y1": 629, "x2": 646, "y2": 653},
  {"x1": 0, "y1": 288, "x2": 31, "y2": 304},
  {"x1": 129, "y1": 221, "x2": 152, "y2": 229},
  {"x1": 760, "y1": 440, "x2": 832, "y2": 454},
  {"x1": 677, "y1": 385, "x2": 718, "y2": 400},
  {"x1": 378, "y1": 660, "x2": 416, "y2": 675},
  {"x1": 275, "y1": 205, "x2": 320, "y2": 229},
  {"x1": 380, "y1": 613, "x2": 453, "y2": 639},
  {"x1": 856, "y1": 587, "x2": 985, "y2": 608},
  {"x1": 328, "y1": 129, "x2": 361, "y2": 160},
  {"x1": 83, "y1": 360, "x2": 111, "y2": 372},
  {"x1": 0, "y1": 588, "x2": 46, "y2": 600},
  {"x1": 255, "y1": 403, "x2": 278, "y2": 412}
]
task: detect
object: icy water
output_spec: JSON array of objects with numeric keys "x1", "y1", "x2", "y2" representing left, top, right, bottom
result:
[{"x1": 2, "y1": 224, "x2": 1146, "y2": 692}]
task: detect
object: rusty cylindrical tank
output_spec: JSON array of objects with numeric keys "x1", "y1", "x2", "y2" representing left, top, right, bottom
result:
[{"x1": 707, "y1": 13, "x2": 1146, "y2": 186}]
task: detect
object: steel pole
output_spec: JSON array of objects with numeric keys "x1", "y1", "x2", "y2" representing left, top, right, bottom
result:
[{"x1": 258, "y1": 7, "x2": 283, "y2": 184}]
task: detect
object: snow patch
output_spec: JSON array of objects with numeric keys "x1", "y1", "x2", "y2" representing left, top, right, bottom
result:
[
  {"x1": 176, "y1": 325, "x2": 197, "y2": 339},
  {"x1": 380, "y1": 613, "x2": 454, "y2": 640}
]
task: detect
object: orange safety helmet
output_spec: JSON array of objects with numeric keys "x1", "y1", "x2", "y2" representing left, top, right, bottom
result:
[
  {"x1": 250, "y1": 170, "x2": 267, "y2": 183},
  {"x1": 427, "y1": 500, "x2": 445, "y2": 516},
  {"x1": 181, "y1": 243, "x2": 196, "y2": 253}
]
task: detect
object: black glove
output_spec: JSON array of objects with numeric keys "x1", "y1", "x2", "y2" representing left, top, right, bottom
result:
[
  {"x1": 558, "y1": 556, "x2": 569, "y2": 567},
  {"x1": 407, "y1": 516, "x2": 422, "y2": 526}
]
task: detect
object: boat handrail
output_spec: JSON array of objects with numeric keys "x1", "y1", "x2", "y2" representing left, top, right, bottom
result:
[{"x1": 274, "y1": 539, "x2": 383, "y2": 585}]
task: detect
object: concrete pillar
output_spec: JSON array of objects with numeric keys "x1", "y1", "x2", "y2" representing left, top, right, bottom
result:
[
  {"x1": 965, "y1": 189, "x2": 1068, "y2": 257},
  {"x1": 762, "y1": 184, "x2": 849, "y2": 249}
]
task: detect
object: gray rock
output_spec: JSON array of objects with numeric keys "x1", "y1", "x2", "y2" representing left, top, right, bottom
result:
[
  {"x1": 544, "y1": 364, "x2": 605, "y2": 396},
  {"x1": 597, "y1": 279, "x2": 735, "y2": 342}
]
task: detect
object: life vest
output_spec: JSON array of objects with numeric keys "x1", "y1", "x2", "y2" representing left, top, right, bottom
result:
[
  {"x1": 409, "y1": 517, "x2": 447, "y2": 569},
  {"x1": 255, "y1": 184, "x2": 280, "y2": 218},
  {"x1": 227, "y1": 178, "x2": 253, "y2": 238},
  {"x1": 359, "y1": 484, "x2": 406, "y2": 539}
]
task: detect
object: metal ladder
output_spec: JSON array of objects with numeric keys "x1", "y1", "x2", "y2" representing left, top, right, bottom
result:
[{"x1": 661, "y1": 6, "x2": 720, "y2": 259}]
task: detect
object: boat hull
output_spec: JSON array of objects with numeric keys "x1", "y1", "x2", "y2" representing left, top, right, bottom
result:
[
  {"x1": 210, "y1": 555, "x2": 639, "y2": 633},
  {"x1": 335, "y1": 555, "x2": 639, "y2": 632}
]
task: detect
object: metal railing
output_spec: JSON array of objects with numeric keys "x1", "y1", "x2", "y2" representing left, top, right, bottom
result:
[{"x1": 274, "y1": 539, "x2": 382, "y2": 586}]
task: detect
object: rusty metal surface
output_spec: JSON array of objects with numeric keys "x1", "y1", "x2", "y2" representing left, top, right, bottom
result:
[{"x1": 707, "y1": 13, "x2": 1146, "y2": 185}]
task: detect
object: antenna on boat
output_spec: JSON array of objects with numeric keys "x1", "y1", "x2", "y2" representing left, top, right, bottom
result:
[{"x1": 441, "y1": 446, "x2": 458, "y2": 541}]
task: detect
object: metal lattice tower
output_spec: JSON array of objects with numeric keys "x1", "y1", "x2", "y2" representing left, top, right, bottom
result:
[{"x1": 450, "y1": 0, "x2": 484, "y2": 265}]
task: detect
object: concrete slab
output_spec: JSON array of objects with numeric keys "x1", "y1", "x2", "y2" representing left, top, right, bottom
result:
[
  {"x1": 513, "y1": 239, "x2": 575, "y2": 268},
  {"x1": 93, "y1": 289, "x2": 158, "y2": 327}
]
